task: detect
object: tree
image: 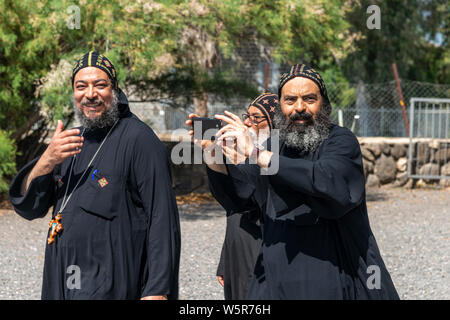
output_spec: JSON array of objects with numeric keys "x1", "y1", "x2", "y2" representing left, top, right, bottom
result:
[{"x1": 341, "y1": 0, "x2": 449, "y2": 83}]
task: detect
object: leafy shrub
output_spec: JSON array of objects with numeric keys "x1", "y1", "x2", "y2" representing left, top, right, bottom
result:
[{"x1": 0, "y1": 131, "x2": 17, "y2": 193}]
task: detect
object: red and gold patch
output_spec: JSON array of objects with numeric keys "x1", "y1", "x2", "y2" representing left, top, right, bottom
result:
[{"x1": 98, "y1": 177, "x2": 108, "y2": 188}]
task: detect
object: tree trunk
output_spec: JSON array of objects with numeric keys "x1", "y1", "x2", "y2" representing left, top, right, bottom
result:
[
  {"x1": 11, "y1": 111, "x2": 42, "y2": 141},
  {"x1": 194, "y1": 90, "x2": 208, "y2": 117}
]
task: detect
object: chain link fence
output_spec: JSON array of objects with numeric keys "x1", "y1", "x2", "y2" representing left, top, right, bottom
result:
[
  {"x1": 328, "y1": 80, "x2": 450, "y2": 137},
  {"x1": 130, "y1": 80, "x2": 450, "y2": 137}
]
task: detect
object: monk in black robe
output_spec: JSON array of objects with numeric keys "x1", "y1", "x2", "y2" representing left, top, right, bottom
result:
[
  {"x1": 9, "y1": 52, "x2": 181, "y2": 300},
  {"x1": 213, "y1": 64, "x2": 399, "y2": 299},
  {"x1": 206, "y1": 93, "x2": 278, "y2": 299}
]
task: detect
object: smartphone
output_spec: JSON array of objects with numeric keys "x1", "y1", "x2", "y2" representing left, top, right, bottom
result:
[{"x1": 192, "y1": 117, "x2": 222, "y2": 141}]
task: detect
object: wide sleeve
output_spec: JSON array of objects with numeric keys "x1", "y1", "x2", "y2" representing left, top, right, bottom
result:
[
  {"x1": 216, "y1": 241, "x2": 226, "y2": 276},
  {"x1": 206, "y1": 166, "x2": 256, "y2": 214},
  {"x1": 269, "y1": 131, "x2": 365, "y2": 219},
  {"x1": 8, "y1": 157, "x2": 55, "y2": 221},
  {"x1": 131, "y1": 130, "x2": 181, "y2": 299}
]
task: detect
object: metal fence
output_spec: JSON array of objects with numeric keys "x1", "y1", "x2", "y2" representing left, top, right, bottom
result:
[
  {"x1": 327, "y1": 80, "x2": 450, "y2": 137},
  {"x1": 408, "y1": 98, "x2": 450, "y2": 181}
]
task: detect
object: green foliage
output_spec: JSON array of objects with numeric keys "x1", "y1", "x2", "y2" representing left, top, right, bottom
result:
[
  {"x1": 342, "y1": 0, "x2": 449, "y2": 83},
  {"x1": 0, "y1": 131, "x2": 17, "y2": 193},
  {"x1": 1, "y1": 0, "x2": 354, "y2": 131},
  {"x1": 0, "y1": 0, "x2": 62, "y2": 131}
]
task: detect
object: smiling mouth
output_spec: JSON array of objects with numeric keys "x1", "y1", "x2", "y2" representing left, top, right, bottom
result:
[
  {"x1": 293, "y1": 119, "x2": 313, "y2": 125},
  {"x1": 84, "y1": 103, "x2": 103, "y2": 108}
]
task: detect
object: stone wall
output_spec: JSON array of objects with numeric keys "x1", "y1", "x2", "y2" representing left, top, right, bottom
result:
[{"x1": 359, "y1": 137, "x2": 450, "y2": 189}]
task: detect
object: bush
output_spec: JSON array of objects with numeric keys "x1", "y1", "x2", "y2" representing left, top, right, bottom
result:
[{"x1": 0, "y1": 131, "x2": 17, "y2": 193}]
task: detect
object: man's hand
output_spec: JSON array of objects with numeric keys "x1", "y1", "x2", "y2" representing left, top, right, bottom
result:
[
  {"x1": 215, "y1": 111, "x2": 273, "y2": 168},
  {"x1": 41, "y1": 120, "x2": 84, "y2": 168},
  {"x1": 141, "y1": 295, "x2": 168, "y2": 300},
  {"x1": 185, "y1": 114, "x2": 227, "y2": 175},
  {"x1": 185, "y1": 113, "x2": 214, "y2": 150},
  {"x1": 215, "y1": 111, "x2": 254, "y2": 165},
  {"x1": 217, "y1": 275, "x2": 224, "y2": 287},
  {"x1": 20, "y1": 120, "x2": 83, "y2": 195}
]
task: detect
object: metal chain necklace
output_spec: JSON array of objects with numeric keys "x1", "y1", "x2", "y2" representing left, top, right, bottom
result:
[{"x1": 47, "y1": 120, "x2": 118, "y2": 244}]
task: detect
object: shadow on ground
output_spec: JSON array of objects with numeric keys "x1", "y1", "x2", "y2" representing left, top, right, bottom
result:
[
  {"x1": 366, "y1": 188, "x2": 389, "y2": 202},
  {"x1": 179, "y1": 188, "x2": 393, "y2": 221},
  {"x1": 178, "y1": 202, "x2": 224, "y2": 221}
]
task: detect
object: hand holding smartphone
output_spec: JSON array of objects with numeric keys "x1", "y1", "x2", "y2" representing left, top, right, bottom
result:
[{"x1": 191, "y1": 117, "x2": 222, "y2": 141}]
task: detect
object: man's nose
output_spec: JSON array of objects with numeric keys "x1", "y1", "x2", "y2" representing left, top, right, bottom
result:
[
  {"x1": 243, "y1": 117, "x2": 252, "y2": 127},
  {"x1": 85, "y1": 85, "x2": 97, "y2": 99},
  {"x1": 294, "y1": 99, "x2": 307, "y2": 113}
]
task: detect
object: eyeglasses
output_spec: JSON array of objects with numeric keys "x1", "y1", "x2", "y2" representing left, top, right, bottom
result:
[{"x1": 242, "y1": 113, "x2": 267, "y2": 124}]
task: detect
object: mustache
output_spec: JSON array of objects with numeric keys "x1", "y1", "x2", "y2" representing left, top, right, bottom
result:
[
  {"x1": 289, "y1": 111, "x2": 313, "y2": 122},
  {"x1": 285, "y1": 111, "x2": 314, "y2": 130},
  {"x1": 81, "y1": 98, "x2": 103, "y2": 107}
]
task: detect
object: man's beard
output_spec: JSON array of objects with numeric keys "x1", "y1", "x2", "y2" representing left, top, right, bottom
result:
[
  {"x1": 273, "y1": 104, "x2": 332, "y2": 154},
  {"x1": 74, "y1": 92, "x2": 119, "y2": 129}
]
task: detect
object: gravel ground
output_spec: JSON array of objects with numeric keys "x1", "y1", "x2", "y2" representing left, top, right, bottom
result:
[{"x1": 0, "y1": 187, "x2": 448, "y2": 300}]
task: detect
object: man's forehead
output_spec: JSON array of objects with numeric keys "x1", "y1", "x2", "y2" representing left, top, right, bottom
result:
[
  {"x1": 74, "y1": 67, "x2": 110, "y2": 82},
  {"x1": 282, "y1": 77, "x2": 320, "y2": 96}
]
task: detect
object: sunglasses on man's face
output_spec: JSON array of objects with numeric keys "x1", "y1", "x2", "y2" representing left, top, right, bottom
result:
[{"x1": 242, "y1": 113, "x2": 267, "y2": 124}]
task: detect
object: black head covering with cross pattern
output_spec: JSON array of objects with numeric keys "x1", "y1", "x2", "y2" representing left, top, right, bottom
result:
[{"x1": 249, "y1": 92, "x2": 279, "y2": 129}]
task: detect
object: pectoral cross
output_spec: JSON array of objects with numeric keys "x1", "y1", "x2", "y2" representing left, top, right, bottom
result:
[{"x1": 48, "y1": 213, "x2": 63, "y2": 245}]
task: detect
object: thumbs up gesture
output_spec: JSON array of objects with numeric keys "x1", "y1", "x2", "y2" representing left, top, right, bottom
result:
[{"x1": 20, "y1": 120, "x2": 84, "y2": 195}]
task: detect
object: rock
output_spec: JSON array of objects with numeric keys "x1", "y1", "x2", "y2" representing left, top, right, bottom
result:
[
  {"x1": 366, "y1": 174, "x2": 380, "y2": 188},
  {"x1": 419, "y1": 163, "x2": 440, "y2": 175},
  {"x1": 416, "y1": 179, "x2": 428, "y2": 188},
  {"x1": 380, "y1": 143, "x2": 390, "y2": 155},
  {"x1": 441, "y1": 162, "x2": 450, "y2": 176},
  {"x1": 364, "y1": 143, "x2": 381, "y2": 158},
  {"x1": 361, "y1": 147, "x2": 375, "y2": 162},
  {"x1": 374, "y1": 154, "x2": 397, "y2": 184},
  {"x1": 418, "y1": 163, "x2": 440, "y2": 184},
  {"x1": 404, "y1": 179, "x2": 415, "y2": 189},
  {"x1": 391, "y1": 144, "x2": 407, "y2": 159},
  {"x1": 433, "y1": 148, "x2": 450, "y2": 164},
  {"x1": 395, "y1": 172, "x2": 409, "y2": 187},
  {"x1": 440, "y1": 179, "x2": 450, "y2": 188},
  {"x1": 396, "y1": 157, "x2": 408, "y2": 172},
  {"x1": 440, "y1": 163, "x2": 450, "y2": 187},
  {"x1": 363, "y1": 159, "x2": 374, "y2": 177},
  {"x1": 429, "y1": 140, "x2": 440, "y2": 150},
  {"x1": 416, "y1": 142, "x2": 430, "y2": 165}
]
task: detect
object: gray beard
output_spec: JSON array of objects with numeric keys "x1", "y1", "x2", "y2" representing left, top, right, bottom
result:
[
  {"x1": 73, "y1": 92, "x2": 119, "y2": 129},
  {"x1": 273, "y1": 106, "x2": 331, "y2": 154}
]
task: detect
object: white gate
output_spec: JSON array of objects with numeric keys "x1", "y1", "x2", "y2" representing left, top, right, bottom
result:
[{"x1": 408, "y1": 98, "x2": 450, "y2": 180}]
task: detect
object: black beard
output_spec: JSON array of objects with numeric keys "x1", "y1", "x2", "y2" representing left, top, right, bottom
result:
[
  {"x1": 74, "y1": 92, "x2": 119, "y2": 129},
  {"x1": 273, "y1": 106, "x2": 332, "y2": 154}
]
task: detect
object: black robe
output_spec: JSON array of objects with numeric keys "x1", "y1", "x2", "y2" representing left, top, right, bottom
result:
[
  {"x1": 9, "y1": 91, "x2": 181, "y2": 300},
  {"x1": 207, "y1": 167, "x2": 262, "y2": 300},
  {"x1": 227, "y1": 124, "x2": 399, "y2": 300}
]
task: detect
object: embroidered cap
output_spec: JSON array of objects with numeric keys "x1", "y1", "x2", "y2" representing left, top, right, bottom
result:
[
  {"x1": 278, "y1": 64, "x2": 331, "y2": 114},
  {"x1": 72, "y1": 51, "x2": 118, "y2": 90},
  {"x1": 248, "y1": 93, "x2": 279, "y2": 129}
]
